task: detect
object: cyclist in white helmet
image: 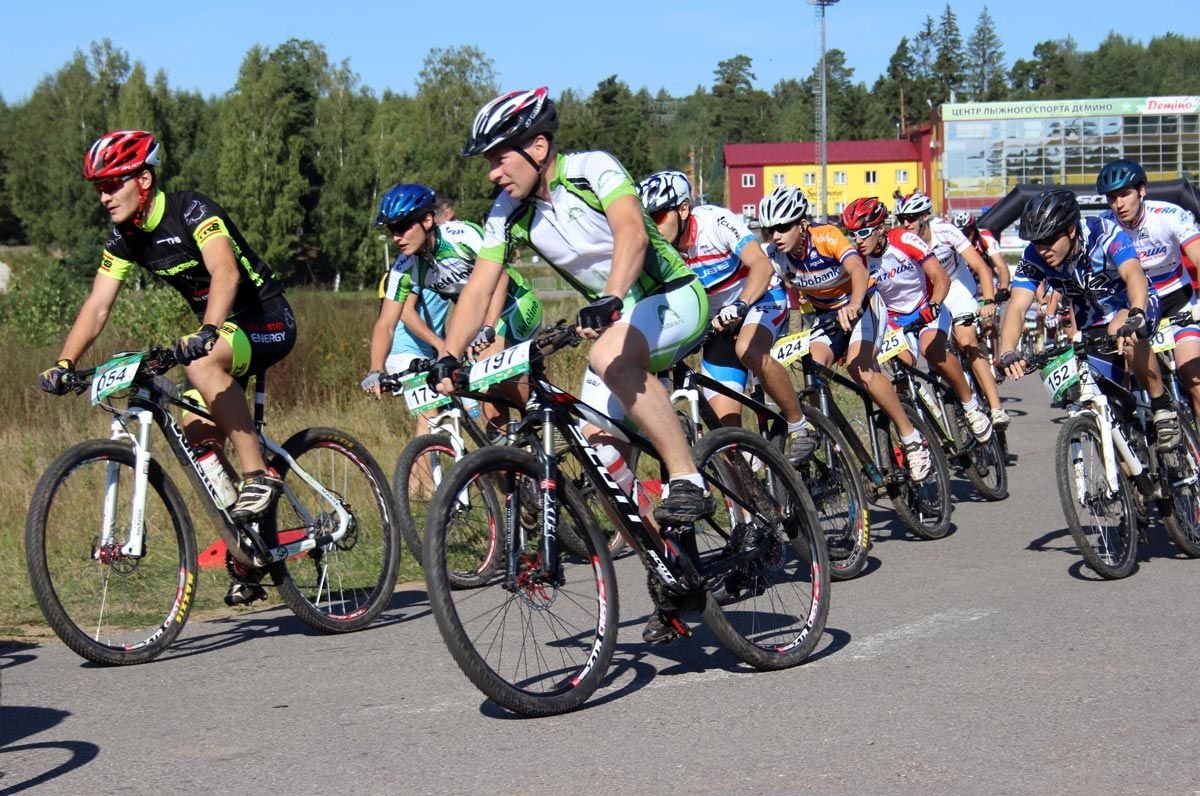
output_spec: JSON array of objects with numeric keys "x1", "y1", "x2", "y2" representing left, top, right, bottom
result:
[
  {"x1": 897, "y1": 191, "x2": 1008, "y2": 430},
  {"x1": 635, "y1": 170, "x2": 817, "y2": 460},
  {"x1": 431, "y1": 87, "x2": 714, "y2": 644}
]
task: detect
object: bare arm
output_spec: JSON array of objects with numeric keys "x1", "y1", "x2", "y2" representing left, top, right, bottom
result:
[
  {"x1": 960, "y1": 244, "x2": 995, "y2": 301},
  {"x1": 598, "y1": 194, "x2": 649, "y2": 300},
  {"x1": 922, "y1": 255, "x2": 951, "y2": 305},
  {"x1": 733, "y1": 242, "x2": 774, "y2": 308},
  {"x1": 838, "y1": 252, "x2": 870, "y2": 331},
  {"x1": 989, "y1": 253, "x2": 1011, "y2": 291},
  {"x1": 58, "y1": 273, "x2": 123, "y2": 363},
  {"x1": 398, "y1": 292, "x2": 444, "y2": 353},
  {"x1": 484, "y1": 270, "x2": 511, "y2": 329},
  {"x1": 1117, "y1": 257, "x2": 1149, "y2": 312},
  {"x1": 369, "y1": 299, "x2": 405, "y2": 373}
]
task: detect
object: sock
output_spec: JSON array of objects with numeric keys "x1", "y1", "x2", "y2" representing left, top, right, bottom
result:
[
  {"x1": 900, "y1": 429, "x2": 921, "y2": 445},
  {"x1": 962, "y1": 396, "x2": 979, "y2": 412},
  {"x1": 1151, "y1": 393, "x2": 1172, "y2": 412},
  {"x1": 787, "y1": 418, "x2": 811, "y2": 435}
]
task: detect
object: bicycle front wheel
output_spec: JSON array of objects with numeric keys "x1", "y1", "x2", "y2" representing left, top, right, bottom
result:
[
  {"x1": 1055, "y1": 415, "x2": 1138, "y2": 578},
  {"x1": 791, "y1": 410, "x2": 871, "y2": 580},
  {"x1": 266, "y1": 428, "x2": 400, "y2": 632},
  {"x1": 424, "y1": 446, "x2": 618, "y2": 717},
  {"x1": 393, "y1": 433, "x2": 458, "y2": 563},
  {"x1": 1159, "y1": 418, "x2": 1200, "y2": 558},
  {"x1": 695, "y1": 427, "x2": 830, "y2": 670},
  {"x1": 25, "y1": 440, "x2": 197, "y2": 665}
]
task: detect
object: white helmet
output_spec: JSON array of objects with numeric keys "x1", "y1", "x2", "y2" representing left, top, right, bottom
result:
[
  {"x1": 636, "y1": 170, "x2": 691, "y2": 214},
  {"x1": 462, "y1": 87, "x2": 558, "y2": 157},
  {"x1": 952, "y1": 210, "x2": 976, "y2": 229},
  {"x1": 895, "y1": 190, "x2": 933, "y2": 217},
  {"x1": 758, "y1": 186, "x2": 809, "y2": 227}
]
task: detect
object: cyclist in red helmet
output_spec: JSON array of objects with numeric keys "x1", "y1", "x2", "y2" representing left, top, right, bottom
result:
[{"x1": 39, "y1": 130, "x2": 298, "y2": 606}]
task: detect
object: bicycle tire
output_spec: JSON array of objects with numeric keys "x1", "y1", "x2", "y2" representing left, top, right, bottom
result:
[
  {"x1": 1159, "y1": 420, "x2": 1200, "y2": 558},
  {"x1": 790, "y1": 410, "x2": 871, "y2": 580},
  {"x1": 695, "y1": 427, "x2": 830, "y2": 670},
  {"x1": 424, "y1": 445, "x2": 618, "y2": 717},
  {"x1": 393, "y1": 433, "x2": 458, "y2": 562},
  {"x1": 947, "y1": 399, "x2": 1009, "y2": 502},
  {"x1": 265, "y1": 427, "x2": 400, "y2": 632},
  {"x1": 881, "y1": 404, "x2": 954, "y2": 540},
  {"x1": 1054, "y1": 415, "x2": 1139, "y2": 578},
  {"x1": 25, "y1": 439, "x2": 197, "y2": 665}
]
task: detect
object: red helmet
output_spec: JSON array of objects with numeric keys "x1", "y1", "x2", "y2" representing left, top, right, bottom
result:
[
  {"x1": 83, "y1": 130, "x2": 161, "y2": 181},
  {"x1": 842, "y1": 197, "x2": 888, "y2": 231}
]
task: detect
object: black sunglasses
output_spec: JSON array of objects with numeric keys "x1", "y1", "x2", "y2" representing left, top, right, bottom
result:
[{"x1": 765, "y1": 220, "x2": 800, "y2": 236}]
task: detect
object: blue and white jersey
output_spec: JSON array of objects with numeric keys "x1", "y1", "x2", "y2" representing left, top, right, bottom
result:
[
  {"x1": 376, "y1": 257, "x2": 450, "y2": 358},
  {"x1": 1101, "y1": 199, "x2": 1200, "y2": 300},
  {"x1": 1013, "y1": 216, "x2": 1145, "y2": 328}
]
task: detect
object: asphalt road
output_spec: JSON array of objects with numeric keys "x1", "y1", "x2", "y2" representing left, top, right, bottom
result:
[{"x1": 2, "y1": 374, "x2": 1198, "y2": 795}]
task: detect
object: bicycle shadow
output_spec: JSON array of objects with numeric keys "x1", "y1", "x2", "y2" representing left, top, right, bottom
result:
[
  {"x1": 158, "y1": 588, "x2": 431, "y2": 662},
  {"x1": 1024, "y1": 525, "x2": 1187, "y2": 581},
  {"x1": 0, "y1": 643, "x2": 39, "y2": 672},
  {"x1": 864, "y1": 505, "x2": 957, "y2": 545},
  {"x1": 0, "y1": 705, "x2": 100, "y2": 795}
]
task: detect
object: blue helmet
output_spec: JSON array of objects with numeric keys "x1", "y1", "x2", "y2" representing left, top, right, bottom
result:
[
  {"x1": 376, "y1": 183, "x2": 436, "y2": 228},
  {"x1": 1096, "y1": 158, "x2": 1147, "y2": 195}
]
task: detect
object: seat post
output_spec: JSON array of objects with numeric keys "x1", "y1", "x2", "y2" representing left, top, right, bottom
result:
[{"x1": 252, "y1": 370, "x2": 267, "y2": 432}]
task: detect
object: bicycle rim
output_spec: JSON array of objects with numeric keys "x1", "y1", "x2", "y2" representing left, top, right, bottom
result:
[
  {"x1": 696, "y1": 428, "x2": 830, "y2": 670},
  {"x1": 1055, "y1": 415, "x2": 1138, "y2": 578},
  {"x1": 393, "y1": 434, "x2": 458, "y2": 563},
  {"x1": 425, "y1": 446, "x2": 617, "y2": 716},
  {"x1": 25, "y1": 441, "x2": 196, "y2": 665},
  {"x1": 1161, "y1": 421, "x2": 1200, "y2": 557},
  {"x1": 269, "y1": 428, "x2": 400, "y2": 632}
]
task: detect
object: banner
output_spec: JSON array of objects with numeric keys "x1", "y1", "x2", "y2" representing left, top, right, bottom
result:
[{"x1": 943, "y1": 96, "x2": 1200, "y2": 122}]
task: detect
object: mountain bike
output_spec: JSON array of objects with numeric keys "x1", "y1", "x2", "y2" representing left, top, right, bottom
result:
[
  {"x1": 1020, "y1": 316, "x2": 1200, "y2": 578},
  {"x1": 25, "y1": 347, "x2": 400, "y2": 665},
  {"x1": 780, "y1": 315, "x2": 955, "y2": 541},
  {"x1": 669, "y1": 337, "x2": 870, "y2": 580},
  {"x1": 422, "y1": 321, "x2": 830, "y2": 716},
  {"x1": 884, "y1": 313, "x2": 1009, "y2": 502}
]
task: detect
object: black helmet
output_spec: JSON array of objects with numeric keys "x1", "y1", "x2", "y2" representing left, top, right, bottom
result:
[
  {"x1": 1018, "y1": 190, "x2": 1080, "y2": 242},
  {"x1": 1096, "y1": 158, "x2": 1147, "y2": 195},
  {"x1": 463, "y1": 87, "x2": 559, "y2": 157}
]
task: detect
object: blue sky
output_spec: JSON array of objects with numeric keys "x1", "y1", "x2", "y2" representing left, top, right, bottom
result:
[{"x1": 1, "y1": 1, "x2": 1197, "y2": 103}]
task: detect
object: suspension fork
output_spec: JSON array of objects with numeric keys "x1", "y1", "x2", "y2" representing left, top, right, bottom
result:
[
  {"x1": 103, "y1": 409, "x2": 155, "y2": 558},
  {"x1": 537, "y1": 403, "x2": 561, "y2": 581}
]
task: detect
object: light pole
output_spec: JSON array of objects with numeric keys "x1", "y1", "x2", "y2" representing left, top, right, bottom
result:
[{"x1": 811, "y1": 0, "x2": 840, "y2": 220}]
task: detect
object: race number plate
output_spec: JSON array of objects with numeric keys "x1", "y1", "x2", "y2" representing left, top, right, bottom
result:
[
  {"x1": 1150, "y1": 320, "x2": 1177, "y2": 354},
  {"x1": 876, "y1": 327, "x2": 911, "y2": 364},
  {"x1": 401, "y1": 372, "x2": 450, "y2": 413},
  {"x1": 468, "y1": 340, "x2": 532, "y2": 390},
  {"x1": 771, "y1": 330, "x2": 814, "y2": 367},
  {"x1": 1039, "y1": 347, "x2": 1079, "y2": 403},
  {"x1": 90, "y1": 353, "x2": 144, "y2": 406}
]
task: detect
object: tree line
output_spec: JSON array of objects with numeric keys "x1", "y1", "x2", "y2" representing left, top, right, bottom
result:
[{"x1": 1, "y1": 9, "x2": 1197, "y2": 289}]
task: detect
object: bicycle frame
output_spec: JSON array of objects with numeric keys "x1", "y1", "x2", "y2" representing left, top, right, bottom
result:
[{"x1": 798, "y1": 358, "x2": 892, "y2": 493}]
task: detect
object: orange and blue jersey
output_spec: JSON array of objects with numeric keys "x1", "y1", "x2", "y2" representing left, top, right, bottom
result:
[{"x1": 767, "y1": 224, "x2": 868, "y2": 312}]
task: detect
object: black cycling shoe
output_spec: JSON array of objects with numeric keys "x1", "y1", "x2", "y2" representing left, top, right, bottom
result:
[
  {"x1": 224, "y1": 580, "x2": 267, "y2": 607},
  {"x1": 653, "y1": 481, "x2": 717, "y2": 526},
  {"x1": 642, "y1": 611, "x2": 682, "y2": 644}
]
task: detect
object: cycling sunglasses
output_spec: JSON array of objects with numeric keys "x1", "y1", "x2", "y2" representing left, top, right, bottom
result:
[
  {"x1": 848, "y1": 225, "x2": 881, "y2": 240},
  {"x1": 765, "y1": 220, "x2": 800, "y2": 236},
  {"x1": 92, "y1": 174, "x2": 136, "y2": 195}
]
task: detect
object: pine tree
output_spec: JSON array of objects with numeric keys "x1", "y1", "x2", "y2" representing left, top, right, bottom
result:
[
  {"x1": 932, "y1": 4, "x2": 964, "y2": 104},
  {"x1": 965, "y1": 7, "x2": 1007, "y2": 101}
]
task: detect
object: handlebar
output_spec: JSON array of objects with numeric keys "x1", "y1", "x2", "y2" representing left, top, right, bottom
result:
[{"x1": 62, "y1": 346, "x2": 181, "y2": 393}]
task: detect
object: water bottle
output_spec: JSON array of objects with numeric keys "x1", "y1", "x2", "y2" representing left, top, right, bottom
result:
[
  {"x1": 463, "y1": 396, "x2": 482, "y2": 419},
  {"x1": 917, "y1": 382, "x2": 944, "y2": 423},
  {"x1": 596, "y1": 445, "x2": 653, "y2": 518},
  {"x1": 196, "y1": 444, "x2": 238, "y2": 507}
]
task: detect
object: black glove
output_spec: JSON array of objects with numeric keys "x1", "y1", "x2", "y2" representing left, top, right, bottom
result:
[
  {"x1": 39, "y1": 359, "x2": 75, "y2": 395},
  {"x1": 176, "y1": 324, "x2": 220, "y2": 364},
  {"x1": 994, "y1": 288, "x2": 1011, "y2": 304},
  {"x1": 918, "y1": 302, "x2": 941, "y2": 325},
  {"x1": 470, "y1": 325, "x2": 497, "y2": 349},
  {"x1": 427, "y1": 355, "x2": 463, "y2": 390},
  {"x1": 1118, "y1": 308, "x2": 1149, "y2": 340},
  {"x1": 577, "y1": 295, "x2": 624, "y2": 331},
  {"x1": 998, "y1": 350, "x2": 1023, "y2": 369}
]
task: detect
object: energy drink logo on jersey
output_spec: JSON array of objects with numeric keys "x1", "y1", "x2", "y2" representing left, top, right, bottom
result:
[{"x1": 193, "y1": 217, "x2": 229, "y2": 249}]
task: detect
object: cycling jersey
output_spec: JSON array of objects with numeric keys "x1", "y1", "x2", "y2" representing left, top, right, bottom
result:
[
  {"x1": 376, "y1": 264, "x2": 450, "y2": 359},
  {"x1": 974, "y1": 228, "x2": 1002, "y2": 260},
  {"x1": 767, "y1": 224, "x2": 864, "y2": 312},
  {"x1": 1101, "y1": 200, "x2": 1200, "y2": 299},
  {"x1": 927, "y1": 219, "x2": 978, "y2": 295},
  {"x1": 477, "y1": 151, "x2": 694, "y2": 302},
  {"x1": 865, "y1": 229, "x2": 938, "y2": 316},
  {"x1": 381, "y1": 221, "x2": 541, "y2": 342},
  {"x1": 678, "y1": 204, "x2": 779, "y2": 310},
  {"x1": 1013, "y1": 216, "x2": 1146, "y2": 328},
  {"x1": 99, "y1": 191, "x2": 284, "y2": 318}
]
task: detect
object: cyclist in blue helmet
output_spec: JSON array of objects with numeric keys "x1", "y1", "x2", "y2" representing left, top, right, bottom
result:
[
  {"x1": 1097, "y1": 158, "x2": 1200, "y2": 417},
  {"x1": 362, "y1": 183, "x2": 542, "y2": 436}
]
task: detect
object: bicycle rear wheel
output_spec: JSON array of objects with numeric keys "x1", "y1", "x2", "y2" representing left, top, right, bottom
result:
[
  {"x1": 695, "y1": 427, "x2": 830, "y2": 670},
  {"x1": 790, "y1": 410, "x2": 871, "y2": 580},
  {"x1": 1055, "y1": 415, "x2": 1138, "y2": 578},
  {"x1": 25, "y1": 440, "x2": 197, "y2": 665},
  {"x1": 424, "y1": 446, "x2": 618, "y2": 717},
  {"x1": 880, "y1": 405, "x2": 954, "y2": 540},
  {"x1": 948, "y1": 402, "x2": 1009, "y2": 501},
  {"x1": 1158, "y1": 420, "x2": 1200, "y2": 558},
  {"x1": 266, "y1": 428, "x2": 400, "y2": 632}
]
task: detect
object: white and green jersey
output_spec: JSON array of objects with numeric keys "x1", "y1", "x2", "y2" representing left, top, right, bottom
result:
[
  {"x1": 382, "y1": 220, "x2": 541, "y2": 342},
  {"x1": 478, "y1": 151, "x2": 694, "y2": 302}
]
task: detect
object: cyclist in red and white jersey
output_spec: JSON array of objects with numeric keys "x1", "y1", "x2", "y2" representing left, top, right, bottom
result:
[
  {"x1": 896, "y1": 192, "x2": 1007, "y2": 430},
  {"x1": 1098, "y1": 157, "x2": 1200, "y2": 416},
  {"x1": 843, "y1": 197, "x2": 993, "y2": 444},
  {"x1": 635, "y1": 171, "x2": 816, "y2": 460},
  {"x1": 952, "y1": 211, "x2": 1011, "y2": 299}
]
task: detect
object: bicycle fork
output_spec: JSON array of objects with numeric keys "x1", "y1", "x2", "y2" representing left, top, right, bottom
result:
[{"x1": 101, "y1": 409, "x2": 156, "y2": 560}]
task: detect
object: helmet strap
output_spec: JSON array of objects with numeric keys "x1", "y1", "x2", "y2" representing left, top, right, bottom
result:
[{"x1": 132, "y1": 172, "x2": 155, "y2": 227}]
